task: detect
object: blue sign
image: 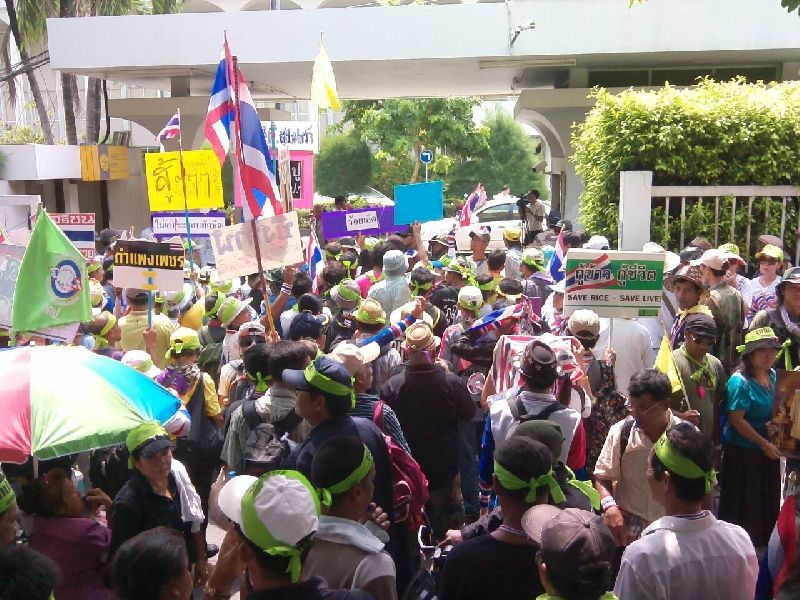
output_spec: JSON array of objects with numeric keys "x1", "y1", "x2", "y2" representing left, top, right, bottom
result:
[
  {"x1": 420, "y1": 149, "x2": 434, "y2": 165},
  {"x1": 393, "y1": 181, "x2": 444, "y2": 225}
]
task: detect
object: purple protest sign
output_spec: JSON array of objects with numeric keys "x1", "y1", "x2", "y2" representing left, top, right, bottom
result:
[{"x1": 321, "y1": 206, "x2": 402, "y2": 239}]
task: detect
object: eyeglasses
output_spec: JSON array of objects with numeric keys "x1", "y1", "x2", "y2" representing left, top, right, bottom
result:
[
  {"x1": 239, "y1": 335, "x2": 266, "y2": 349},
  {"x1": 624, "y1": 398, "x2": 660, "y2": 417}
]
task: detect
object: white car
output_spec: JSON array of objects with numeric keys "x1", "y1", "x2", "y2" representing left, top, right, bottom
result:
[{"x1": 453, "y1": 198, "x2": 529, "y2": 252}]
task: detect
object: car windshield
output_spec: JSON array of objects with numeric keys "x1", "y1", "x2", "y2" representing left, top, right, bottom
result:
[{"x1": 478, "y1": 203, "x2": 514, "y2": 222}]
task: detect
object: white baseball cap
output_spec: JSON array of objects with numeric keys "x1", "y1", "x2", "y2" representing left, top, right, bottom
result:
[
  {"x1": 691, "y1": 248, "x2": 729, "y2": 271},
  {"x1": 329, "y1": 341, "x2": 381, "y2": 375},
  {"x1": 583, "y1": 235, "x2": 610, "y2": 250}
]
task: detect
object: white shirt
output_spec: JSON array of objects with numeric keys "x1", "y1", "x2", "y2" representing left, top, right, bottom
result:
[
  {"x1": 614, "y1": 512, "x2": 757, "y2": 600},
  {"x1": 593, "y1": 318, "x2": 652, "y2": 396}
]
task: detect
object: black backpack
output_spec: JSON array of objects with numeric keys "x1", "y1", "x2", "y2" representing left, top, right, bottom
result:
[
  {"x1": 507, "y1": 396, "x2": 566, "y2": 436},
  {"x1": 237, "y1": 401, "x2": 302, "y2": 475}
]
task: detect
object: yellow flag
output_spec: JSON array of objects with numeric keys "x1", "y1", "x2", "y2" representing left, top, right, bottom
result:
[
  {"x1": 311, "y1": 42, "x2": 341, "y2": 111},
  {"x1": 654, "y1": 334, "x2": 682, "y2": 394}
]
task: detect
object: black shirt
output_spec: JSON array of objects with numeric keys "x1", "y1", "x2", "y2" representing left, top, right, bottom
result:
[
  {"x1": 438, "y1": 535, "x2": 543, "y2": 600},
  {"x1": 246, "y1": 576, "x2": 372, "y2": 600},
  {"x1": 381, "y1": 364, "x2": 475, "y2": 489},
  {"x1": 430, "y1": 286, "x2": 459, "y2": 328},
  {"x1": 109, "y1": 469, "x2": 193, "y2": 560}
]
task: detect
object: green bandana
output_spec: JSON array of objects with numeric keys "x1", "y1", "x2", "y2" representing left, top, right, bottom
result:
[
  {"x1": 240, "y1": 470, "x2": 320, "y2": 583},
  {"x1": 679, "y1": 345, "x2": 717, "y2": 390},
  {"x1": 126, "y1": 421, "x2": 170, "y2": 468},
  {"x1": 334, "y1": 281, "x2": 361, "y2": 304},
  {"x1": 254, "y1": 372, "x2": 272, "y2": 393},
  {"x1": 87, "y1": 261, "x2": 102, "y2": 275},
  {"x1": 318, "y1": 445, "x2": 374, "y2": 507},
  {"x1": 94, "y1": 312, "x2": 117, "y2": 350},
  {"x1": 493, "y1": 460, "x2": 566, "y2": 504},
  {"x1": 653, "y1": 432, "x2": 717, "y2": 494},
  {"x1": 0, "y1": 474, "x2": 16, "y2": 514},
  {"x1": 304, "y1": 361, "x2": 356, "y2": 409},
  {"x1": 478, "y1": 278, "x2": 498, "y2": 293},
  {"x1": 204, "y1": 293, "x2": 226, "y2": 320},
  {"x1": 355, "y1": 304, "x2": 386, "y2": 325},
  {"x1": 563, "y1": 466, "x2": 601, "y2": 511},
  {"x1": 411, "y1": 280, "x2": 433, "y2": 297}
]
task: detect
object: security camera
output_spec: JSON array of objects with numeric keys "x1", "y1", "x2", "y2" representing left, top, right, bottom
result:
[{"x1": 532, "y1": 159, "x2": 548, "y2": 173}]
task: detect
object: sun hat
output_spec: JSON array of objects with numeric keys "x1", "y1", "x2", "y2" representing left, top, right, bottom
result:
[
  {"x1": 126, "y1": 421, "x2": 175, "y2": 468},
  {"x1": 329, "y1": 341, "x2": 381, "y2": 375},
  {"x1": 430, "y1": 234, "x2": 449, "y2": 247},
  {"x1": 282, "y1": 355, "x2": 356, "y2": 408},
  {"x1": 521, "y1": 340, "x2": 558, "y2": 380},
  {"x1": 218, "y1": 296, "x2": 252, "y2": 327},
  {"x1": 523, "y1": 507, "x2": 615, "y2": 580},
  {"x1": 122, "y1": 350, "x2": 161, "y2": 379},
  {"x1": 691, "y1": 249, "x2": 729, "y2": 271},
  {"x1": 778, "y1": 267, "x2": 800, "y2": 297},
  {"x1": 389, "y1": 301, "x2": 434, "y2": 326},
  {"x1": 338, "y1": 236, "x2": 358, "y2": 251},
  {"x1": 642, "y1": 242, "x2": 681, "y2": 273},
  {"x1": 0, "y1": 473, "x2": 16, "y2": 514},
  {"x1": 354, "y1": 298, "x2": 386, "y2": 326},
  {"x1": 567, "y1": 309, "x2": 601, "y2": 337},
  {"x1": 166, "y1": 327, "x2": 201, "y2": 361},
  {"x1": 458, "y1": 286, "x2": 484, "y2": 317},
  {"x1": 718, "y1": 243, "x2": 746, "y2": 267},
  {"x1": 330, "y1": 279, "x2": 362, "y2": 311},
  {"x1": 521, "y1": 248, "x2": 545, "y2": 269},
  {"x1": 503, "y1": 227, "x2": 521, "y2": 243},
  {"x1": 759, "y1": 234, "x2": 784, "y2": 249},
  {"x1": 737, "y1": 326, "x2": 783, "y2": 356},
  {"x1": 583, "y1": 235, "x2": 610, "y2": 250},
  {"x1": 469, "y1": 226, "x2": 491, "y2": 244},
  {"x1": 288, "y1": 312, "x2": 330, "y2": 341},
  {"x1": 402, "y1": 321, "x2": 440, "y2": 353},
  {"x1": 671, "y1": 265, "x2": 705, "y2": 292},
  {"x1": 218, "y1": 471, "x2": 320, "y2": 583},
  {"x1": 756, "y1": 244, "x2": 784, "y2": 263},
  {"x1": 383, "y1": 250, "x2": 408, "y2": 277},
  {"x1": 210, "y1": 278, "x2": 236, "y2": 295},
  {"x1": 163, "y1": 282, "x2": 195, "y2": 313}
]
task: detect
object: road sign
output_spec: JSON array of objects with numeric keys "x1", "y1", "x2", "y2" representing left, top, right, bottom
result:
[
  {"x1": 50, "y1": 213, "x2": 96, "y2": 259},
  {"x1": 420, "y1": 149, "x2": 434, "y2": 164}
]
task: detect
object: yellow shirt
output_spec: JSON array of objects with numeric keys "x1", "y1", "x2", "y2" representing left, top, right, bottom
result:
[
  {"x1": 180, "y1": 372, "x2": 222, "y2": 418},
  {"x1": 118, "y1": 312, "x2": 177, "y2": 369},
  {"x1": 179, "y1": 301, "x2": 204, "y2": 331}
]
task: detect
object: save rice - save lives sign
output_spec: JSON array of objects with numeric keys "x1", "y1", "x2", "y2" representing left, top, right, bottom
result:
[{"x1": 563, "y1": 249, "x2": 665, "y2": 319}]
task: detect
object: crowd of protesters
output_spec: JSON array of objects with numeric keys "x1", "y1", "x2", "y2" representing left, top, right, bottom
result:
[{"x1": 3, "y1": 188, "x2": 800, "y2": 600}]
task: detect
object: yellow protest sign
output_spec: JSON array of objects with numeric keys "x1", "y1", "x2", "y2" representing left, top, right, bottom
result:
[
  {"x1": 145, "y1": 150, "x2": 223, "y2": 211},
  {"x1": 80, "y1": 145, "x2": 129, "y2": 181}
]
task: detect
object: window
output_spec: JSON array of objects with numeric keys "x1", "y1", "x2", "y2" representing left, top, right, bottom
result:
[{"x1": 477, "y1": 203, "x2": 514, "y2": 223}]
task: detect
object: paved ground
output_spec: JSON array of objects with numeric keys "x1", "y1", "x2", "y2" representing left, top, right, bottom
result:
[{"x1": 193, "y1": 522, "x2": 241, "y2": 599}]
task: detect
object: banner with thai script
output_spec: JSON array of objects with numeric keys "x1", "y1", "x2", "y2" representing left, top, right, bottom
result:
[
  {"x1": 50, "y1": 213, "x2": 95, "y2": 259},
  {"x1": 209, "y1": 212, "x2": 304, "y2": 281},
  {"x1": 151, "y1": 211, "x2": 227, "y2": 239},
  {"x1": 261, "y1": 121, "x2": 319, "y2": 153},
  {"x1": 145, "y1": 150, "x2": 224, "y2": 211},
  {"x1": 113, "y1": 240, "x2": 184, "y2": 292},
  {"x1": 321, "y1": 206, "x2": 402, "y2": 239},
  {"x1": 563, "y1": 249, "x2": 664, "y2": 319}
]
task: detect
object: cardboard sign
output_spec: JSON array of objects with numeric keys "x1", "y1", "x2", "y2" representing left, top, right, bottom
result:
[
  {"x1": 210, "y1": 212, "x2": 304, "y2": 281},
  {"x1": 771, "y1": 370, "x2": 800, "y2": 458},
  {"x1": 50, "y1": 213, "x2": 95, "y2": 259},
  {"x1": 145, "y1": 150, "x2": 224, "y2": 211},
  {"x1": 113, "y1": 240, "x2": 184, "y2": 292},
  {"x1": 321, "y1": 206, "x2": 402, "y2": 239},
  {"x1": 151, "y1": 211, "x2": 227, "y2": 239},
  {"x1": 393, "y1": 181, "x2": 444, "y2": 225},
  {"x1": 563, "y1": 249, "x2": 665, "y2": 319},
  {"x1": 80, "y1": 145, "x2": 129, "y2": 181}
]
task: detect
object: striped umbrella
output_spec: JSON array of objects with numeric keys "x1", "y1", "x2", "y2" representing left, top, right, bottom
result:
[{"x1": 0, "y1": 345, "x2": 182, "y2": 463}]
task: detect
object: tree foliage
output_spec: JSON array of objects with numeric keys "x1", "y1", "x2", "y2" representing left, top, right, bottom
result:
[
  {"x1": 448, "y1": 107, "x2": 548, "y2": 200},
  {"x1": 341, "y1": 98, "x2": 488, "y2": 184},
  {"x1": 314, "y1": 132, "x2": 372, "y2": 197},
  {"x1": 572, "y1": 79, "x2": 800, "y2": 252},
  {"x1": 782, "y1": 0, "x2": 800, "y2": 15}
]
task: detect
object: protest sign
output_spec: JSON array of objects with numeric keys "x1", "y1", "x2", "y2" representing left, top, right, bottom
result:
[
  {"x1": 393, "y1": 181, "x2": 444, "y2": 225},
  {"x1": 113, "y1": 240, "x2": 184, "y2": 292},
  {"x1": 210, "y1": 211, "x2": 304, "y2": 281},
  {"x1": 145, "y1": 150, "x2": 223, "y2": 211},
  {"x1": 771, "y1": 371, "x2": 800, "y2": 458},
  {"x1": 321, "y1": 206, "x2": 402, "y2": 239},
  {"x1": 563, "y1": 249, "x2": 665, "y2": 319},
  {"x1": 50, "y1": 213, "x2": 96, "y2": 259},
  {"x1": 151, "y1": 211, "x2": 227, "y2": 239},
  {"x1": 490, "y1": 333, "x2": 583, "y2": 396}
]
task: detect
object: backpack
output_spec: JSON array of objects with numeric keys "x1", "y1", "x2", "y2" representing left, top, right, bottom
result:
[
  {"x1": 197, "y1": 325, "x2": 225, "y2": 387},
  {"x1": 237, "y1": 401, "x2": 302, "y2": 475},
  {"x1": 372, "y1": 400, "x2": 429, "y2": 530},
  {"x1": 507, "y1": 396, "x2": 567, "y2": 437}
]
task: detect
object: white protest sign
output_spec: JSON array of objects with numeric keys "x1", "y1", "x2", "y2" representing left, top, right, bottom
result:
[
  {"x1": 210, "y1": 212, "x2": 304, "y2": 281},
  {"x1": 345, "y1": 210, "x2": 380, "y2": 232}
]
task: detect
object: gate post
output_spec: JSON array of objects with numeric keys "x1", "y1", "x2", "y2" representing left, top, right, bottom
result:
[{"x1": 619, "y1": 171, "x2": 653, "y2": 251}]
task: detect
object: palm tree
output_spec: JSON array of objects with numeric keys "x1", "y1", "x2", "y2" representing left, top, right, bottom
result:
[{"x1": 2, "y1": 0, "x2": 55, "y2": 143}]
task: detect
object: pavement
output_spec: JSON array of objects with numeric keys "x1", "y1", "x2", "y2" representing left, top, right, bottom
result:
[{"x1": 193, "y1": 522, "x2": 241, "y2": 599}]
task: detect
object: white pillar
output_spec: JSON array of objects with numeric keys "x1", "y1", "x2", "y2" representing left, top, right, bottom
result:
[
  {"x1": 64, "y1": 181, "x2": 81, "y2": 213},
  {"x1": 618, "y1": 171, "x2": 653, "y2": 251}
]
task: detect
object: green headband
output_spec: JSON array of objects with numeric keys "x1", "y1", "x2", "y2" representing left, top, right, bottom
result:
[
  {"x1": 318, "y1": 445, "x2": 374, "y2": 508},
  {"x1": 342, "y1": 258, "x2": 358, "y2": 271},
  {"x1": 335, "y1": 282, "x2": 361, "y2": 304},
  {"x1": 653, "y1": 432, "x2": 717, "y2": 494},
  {"x1": 94, "y1": 312, "x2": 117, "y2": 349},
  {"x1": 326, "y1": 251, "x2": 341, "y2": 261},
  {"x1": 126, "y1": 420, "x2": 170, "y2": 468},
  {"x1": 478, "y1": 278, "x2": 498, "y2": 293},
  {"x1": 240, "y1": 471, "x2": 320, "y2": 583},
  {"x1": 458, "y1": 298, "x2": 483, "y2": 317},
  {"x1": 411, "y1": 280, "x2": 434, "y2": 297},
  {"x1": 0, "y1": 475, "x2": 16, "y2": 514},
  {"x1": 493, "y1": 460, "x2": 565, "y2": 505},
  {"x1": 87, "y1": 261, "x2": 102, "y2": 275},
  {"x1": 255, "y1": 372, "x2": 272, "y2": 393},
  {"x1": 355, "y1": 305, "x2": 386, "y2": 325},
  {"x1": 204, "y1": 294, "x2": 226, "y2": 320},
  {"x1": 304, "y1": 361, "x2": 356, "y2": 409}
]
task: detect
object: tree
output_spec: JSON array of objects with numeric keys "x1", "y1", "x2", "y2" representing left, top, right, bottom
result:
[
  {"x1": 2, "y1": 0, "x2": 54, "y2": 143},
  {"x1": 314, "y1": 132, "x2": 372, "y2": 196},
  {"x1": 447, "y1": 107, "x2": 548, "y2": 200},
  {"x1": 341, "y1": 98, "x2": 488, "y2": 184},
  {"x1": 782, "y1": 0, "x2": 800, "y2": 15}
]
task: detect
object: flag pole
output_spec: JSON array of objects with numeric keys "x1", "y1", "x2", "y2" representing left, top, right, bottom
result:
[
  {"x1": 147, "y1": 290, "x2": 153, "y2": 329},
  {"x1": 232, "y1": 55, "x2": 277, "y2": 335},
  {"x1": 176, "y1": 107, "x2": 195, "y2": 275}
]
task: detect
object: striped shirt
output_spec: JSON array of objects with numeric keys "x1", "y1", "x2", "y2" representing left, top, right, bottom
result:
[{"x1": 351, "y1": 393, "x2": 412, "y2": 455}]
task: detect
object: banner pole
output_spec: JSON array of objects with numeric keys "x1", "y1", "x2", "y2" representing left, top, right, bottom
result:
[
  {"x1": 176, "y1": 107, "x2": 195, "y2": 274},
  {"x1": 147, "y1": 290, "x2": 153, "y2": 329}
]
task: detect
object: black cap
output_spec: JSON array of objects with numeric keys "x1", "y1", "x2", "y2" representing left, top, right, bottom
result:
[
  {"x1": 288, "y1": 311, "x2": 329, "y2": 341},
  {"x1": 282, "y1": 355, "x2": 353, "y2": 392},
  {"x1": 521, "y1": 340, "x2": 558, "y2": 379},
  {"x1": 683, "y1": 313, "x2": 718, "y2": 338},
  {"x1": 133, "y1": 436, "x2": 175, "y2": 460}
]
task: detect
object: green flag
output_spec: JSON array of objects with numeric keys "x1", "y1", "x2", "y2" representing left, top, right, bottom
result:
[{"x1": 12, "y1": 208, "x2": 91, "y2": 335}]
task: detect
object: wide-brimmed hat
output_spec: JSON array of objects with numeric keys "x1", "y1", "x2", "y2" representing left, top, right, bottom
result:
[
  {"x1": 779, "y1": 267, "x2": 800, "y2": 296},
  {"x1": 402, "y1": 322, "x2": 440, "y2": 353},
  {"x1": 383, "y1": 250, "x2": 408, "y2": 276},
  {"x1": 329, "y1": 341, "x2": 381, "y2": 375},
  {"x1": 218, "y1": 296, "x2": 252, "y2": 327},
  {"x1": 354, "y1": 298, "x2": 386, "y2": 325},
  {"x1": 163, "y1": 282, "x2": 195, "y2": 312},
  {"x1": 330, "y1": 279, "x2": 362, "y2": 311},
  {"x1": 759, "y1": 234, "x2": 784, "y2": 249},
  {"x1": 672, "y1": 265, "x2": 705, "y2": 292},
  {"x1": 737, "y1": 327, "x2": 782, "y2": 356},
  {"x1": 691, "y1": 249, "x2": 729, "y2": 271},
  {"x1": 583, "y1": 235, "x2": 610, "y2": 250},
  {"x1": 643, "y1": 242, "x2": 681, "y2": 273},
  {"x1": 469, "y1": 226, "x2": 491, "y2": 244}
]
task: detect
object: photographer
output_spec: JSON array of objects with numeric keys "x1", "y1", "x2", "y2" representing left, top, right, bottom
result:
[{"x1": 517, "y1": 190, "x2": 546, "y2": 245}]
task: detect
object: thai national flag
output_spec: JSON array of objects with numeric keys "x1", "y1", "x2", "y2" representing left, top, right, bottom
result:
[
  {"x1": 204, "y1": 40, "x2": 235, "y2": 163},
  {"x1": 467, "y1": 303, "x2": 524, "y2": 335},
  {"x1": 757, "y1": 494, "x2": 797, "y2": 599},
  {"x1": 306, "y1": 222, "x2": 324, "y2": 294},
  {"x1": 156, "y1": 111, "x2": 181, "y2": 144},
  {"x1": 547, "y1": 230, "x2": 567, "y2": 282},
  {"x1": 458, "y1": 184, "x2": 481, "y2": 227}
]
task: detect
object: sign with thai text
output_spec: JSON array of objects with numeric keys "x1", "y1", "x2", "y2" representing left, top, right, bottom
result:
[
  {"x1": 145, "y1": 150, "x2": 223, "y2": 211},
  {"x1": 80, "y1": 145, "x2": 129, "y2": 181},
  {"x1": 151, "y1": 211, "x2": 227, "y2": 239},
  {"x1": 209, "y1": 211, "x2": 304, "y2": 280},
  {"x1": 563, "y1": 249, "x2": 665, "y2": 318},
  {"x1": 113, "y1": 240, "x2": 184, "y2": 292},
  {"x1": 321, "y1": 206, "x2": 402, "y2": 239},
  {"x1": 50, "y1": 213, "x2": 95, "y2": 259},
  {"x1": 261, "y1": 121, "x2": 319, "y2": 153}
]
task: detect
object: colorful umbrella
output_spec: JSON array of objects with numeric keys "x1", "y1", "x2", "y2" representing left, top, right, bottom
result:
[{"x1": 0, "y1": 345, "x2": 182, "y2": 463}]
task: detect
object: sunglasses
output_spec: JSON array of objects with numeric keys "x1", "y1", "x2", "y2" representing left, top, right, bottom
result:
[{"x1": 688, "y1": 333, "x2": 715, "y2": 346}]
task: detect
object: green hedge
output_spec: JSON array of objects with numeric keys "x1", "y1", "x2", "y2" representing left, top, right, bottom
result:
[{"x1": 572, "y1": 79, "x2": 800, "y2": 254}]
